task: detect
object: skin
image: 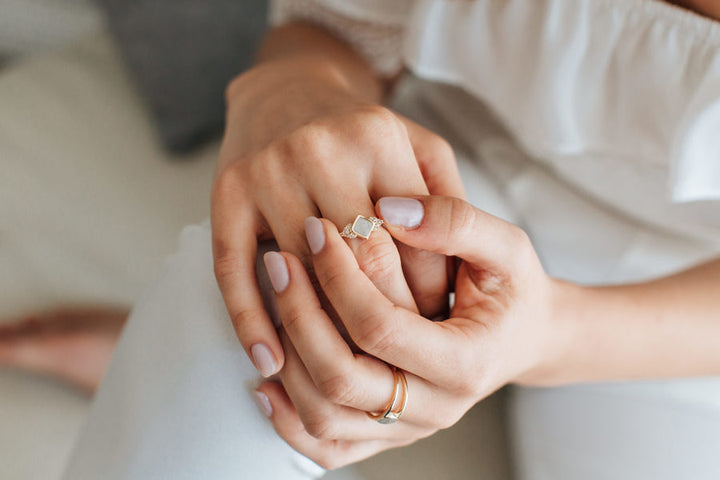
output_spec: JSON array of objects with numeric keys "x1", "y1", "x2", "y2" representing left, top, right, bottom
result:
[
  {"x1": 0, "y1": 307, "x2": 127, "y2": 393},
  {"x1": 668, "y1": 0, "x2": 720, "y2": 19}
]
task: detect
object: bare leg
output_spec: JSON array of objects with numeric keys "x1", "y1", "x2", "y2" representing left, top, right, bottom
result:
[{"x1": 0, "y1": 307, "x2": 127, "y2": 393}]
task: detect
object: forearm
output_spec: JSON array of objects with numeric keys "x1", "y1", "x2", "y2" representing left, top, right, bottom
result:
[{"x1": 547, "y1": 258, "x2": 720, "y2": 384}]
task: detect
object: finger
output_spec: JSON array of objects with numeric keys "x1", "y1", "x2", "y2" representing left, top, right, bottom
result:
[
  {"x1": 375, "y1": 195, "x2": 526, "y2": 274},
  {"x1": 277, "y1": 329, "x2": 431, "y2": 441},
  {"x1": 397, "y1": 114, "x2": 466, "y2": 199},
  {"x1": 363, "y1": 116, "x2": 450, "y2": 318},
  {"x1": 255, "y1": 381, "x2": 408, "y2": 471},
  {"x1": 308, "y1": 218, "x2": 474, "y2": 387},
  {"x1": 254, "y1": 152, "x2": 320, "y2": 264},
  {"x1": 395, "y1": 242, "x2": 450, "y2": 318},
  {"x1": 268, "y1": 248, "x2": 458, "y2": 428},
  {"x1": 211, "y1": 169, "x2": 283, "y2": 377},
  {"x1": 255, "y1": 182, "x2": 318, "y2": 330},
  {"x1": 308, "y1": 174, "x2": 416, "y2": 312}
]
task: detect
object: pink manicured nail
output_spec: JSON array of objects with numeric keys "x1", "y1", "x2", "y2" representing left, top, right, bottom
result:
[
  {"x1": 251, "y1": 343, "x2": 278, "y2": 377},
  {"x1": 253, "y1": 390, "x2": 273, "y2": 417},
  {"x1": 305, "y1": 217, "x2": 325, "y2": 254},
  {"x1": 263, "y1": 251, "x2": 289, "y2": 293},
  {"x1": 377, "y1": 197, "x2": 424, "y2": 228}
]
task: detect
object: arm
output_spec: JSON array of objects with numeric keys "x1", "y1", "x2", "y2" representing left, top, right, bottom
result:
[{"x1": 547, "y1": 259, "x2": 720, "y2": 384}]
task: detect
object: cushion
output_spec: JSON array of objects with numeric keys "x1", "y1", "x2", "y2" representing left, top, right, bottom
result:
[{"x1": 96, "y1": 0, "x2": 268, "y2": 153}]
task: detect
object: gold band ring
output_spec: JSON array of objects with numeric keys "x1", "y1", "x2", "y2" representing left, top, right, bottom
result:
[{"x1": 367, "y1": 366, "x2": 408, "y2": 425}]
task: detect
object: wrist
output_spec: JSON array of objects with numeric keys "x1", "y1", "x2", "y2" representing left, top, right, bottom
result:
[
  {"x1": 227, "y1": 54, "x2": 365, "y2": 106},
  {"x1": 514, "y1": 278, "x2": 588, "y2": 387}
]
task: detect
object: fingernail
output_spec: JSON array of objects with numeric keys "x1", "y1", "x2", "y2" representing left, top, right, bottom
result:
[
  {"x1": 304, "y1": 216, "x2": 325, "y2": 254},
  {"x1": 253, "y1": 390, "x2": 273, "y2": 417},
  {"x1": 263, "y1": 251, "x2": 289, "y2": 293},
  {"x1": 377, "y1": 197, "x2": 424, "y2": 228},
  {"x1": 251, "y1": 343, "x2": 278, "y2": 377}
]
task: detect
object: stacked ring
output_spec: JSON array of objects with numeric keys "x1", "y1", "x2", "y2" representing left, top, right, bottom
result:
[{"x1": 367, "y1": 366, "x2": 408, "y2": 425}]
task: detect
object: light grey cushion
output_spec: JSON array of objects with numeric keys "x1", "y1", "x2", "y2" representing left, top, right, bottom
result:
[{"x1": 96, "y1": 0, "x2": 268, "y2": 153}]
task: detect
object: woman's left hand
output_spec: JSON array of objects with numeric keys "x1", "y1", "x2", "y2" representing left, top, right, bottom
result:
[{"x1": 255, "y1": 196, "x2": 569, "y2": 469}]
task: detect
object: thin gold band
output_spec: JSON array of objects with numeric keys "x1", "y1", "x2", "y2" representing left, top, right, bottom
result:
[{"x1": 367, "y1": 367, "x2": 408, "y2": 425}]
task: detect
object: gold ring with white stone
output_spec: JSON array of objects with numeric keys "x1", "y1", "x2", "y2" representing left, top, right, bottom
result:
[
  {"x1": 340, "y1": 215, "x2": 384, "y2": 240},
  {"x1": 367, "y1": 367, "x2": 408, "y2": 425}
]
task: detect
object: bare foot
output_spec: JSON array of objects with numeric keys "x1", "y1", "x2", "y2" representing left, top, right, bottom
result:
[{"x1": 0, "y1": 307, "x2": 128, "y2": 394}]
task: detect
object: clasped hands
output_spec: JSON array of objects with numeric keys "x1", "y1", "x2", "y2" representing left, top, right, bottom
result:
[{"x1": 212, "y1": 59, "x2": 565, "y2": 469}]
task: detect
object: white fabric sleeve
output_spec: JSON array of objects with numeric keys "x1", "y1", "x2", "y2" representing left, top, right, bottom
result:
[
  {"x1": 62, "y1": 222, "x2": 325, "y2": 480},
  {"x1": 269, "y1": 0, "x2": 410, "y2": 77}
]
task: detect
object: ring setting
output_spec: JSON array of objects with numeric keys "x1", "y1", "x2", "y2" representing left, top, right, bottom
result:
[
  {"x1": 340, "y1": 215, "x2": 384, "y2": 240},
  {"x1": 367, "y1": 366, "x2": 408, "y2": 425}
]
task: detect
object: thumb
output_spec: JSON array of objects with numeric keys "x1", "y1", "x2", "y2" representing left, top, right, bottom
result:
[{"x1": 375, "y1": 196, "x2": 527, "y2": 272}]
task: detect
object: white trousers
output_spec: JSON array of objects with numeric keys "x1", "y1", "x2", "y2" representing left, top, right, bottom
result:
[{"x1": 61, "y1": 222, "x2": 327, "y2": 479}]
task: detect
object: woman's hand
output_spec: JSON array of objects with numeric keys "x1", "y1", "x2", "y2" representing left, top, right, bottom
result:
[
  {"x1": 254, "y1": 196, "x2": 567, "y2": 469},
  {"x1": 212, "y1": 34, "x2": 464, "y2": 380}
]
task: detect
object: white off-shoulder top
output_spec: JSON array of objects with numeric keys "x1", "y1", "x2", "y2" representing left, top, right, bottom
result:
[{"x1": 273, "y1": 0, "x2": 720, "y2": 264}]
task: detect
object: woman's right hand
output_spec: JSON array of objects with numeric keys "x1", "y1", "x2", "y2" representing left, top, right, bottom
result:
[{"x1": 211, "y1": 50, "x2": 464, "y2": 378}]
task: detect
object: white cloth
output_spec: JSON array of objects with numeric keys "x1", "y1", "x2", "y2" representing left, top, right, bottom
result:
[{"x1": 62, "y1": 223, "x2": 326, "y2": 480}]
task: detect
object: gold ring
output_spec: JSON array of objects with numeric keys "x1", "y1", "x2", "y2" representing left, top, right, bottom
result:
[
  {"x1": 340, "y1": 215, "x2": 384, "y2": 240},
  {"x1": 367, "y1": 367, "x2": 408, "y2": 425}
]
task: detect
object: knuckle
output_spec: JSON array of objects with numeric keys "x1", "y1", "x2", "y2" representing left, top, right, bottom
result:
[
  {"x1": 224, "y1": 73, "x2": 247, "y2": 104},
  {"x1": 249, "y1": 149, "x2": 285, "y2": 186},
  {"x1": 398, "y1": 245, "x2": 439, "y2": 266},
  {"x1": 441, "y1": 409, "x2": 466, "y2": 430},
  {"x1": 422, "y1": 402, "x2": 453, "y2": 430},
  {"x1": 231, "y1": 307, "x2": 262, "y2": 332},
  {"x1": 279, "y1": 304, "x2": 305, "y2": 332},
  {"x1": 212, "y1": 248, "x2": 242, "y2": 281},
  {"x1": 303, "y1": 413, "x2": 336, "y2": 440},
  {"x1": 419, "y1": 134, "x2": 455, "y2": 165},
  {"x1": 318, "y1": 265, "x2": 347, "y2": 296},
  {"x1": 446, "y1": 198, "x2": 477, "y2": 251},
  {"x1": 267, "y1": 124, "x2": 340, "y2": 182},
  {"x1": 509, "y1": 223, "x2": 531, "y2": 248},
  {"x1": 353, "y1": 313, "x2": 397, "y2": 356},
  {"x1": 427, "y1": 411, "x2": 457, "y2": 431},
  {"x1": 355, "y1": 239, "x2": 400, "y2": 282},
  {"x1": 448, "y1": 344, "x2": 483, "y2": 396},
  {"x1": 212, "y1": 165, "x2": 243, "y2": 201},
  {"x1": 454, "y1": 374, "x2": 483, "y2": 398},
  {"x1": 317, "y1": 372, "x2": 357, "y2": 405},
  {"x1": 280, "y1": 123, "x2": 334, "y2": 166},
  {"x1": 505, "y1": 224, "x2": 534, "y2": 271},
  {"x1": 247, "y1": 153, "x2": 267, "y2": 182},
  {"x1": 428, "y1": 135, "x2": 454, "y2": 159},
  {"x1": 354, "y1": 105, "x2": 405, "y2": 147}
]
